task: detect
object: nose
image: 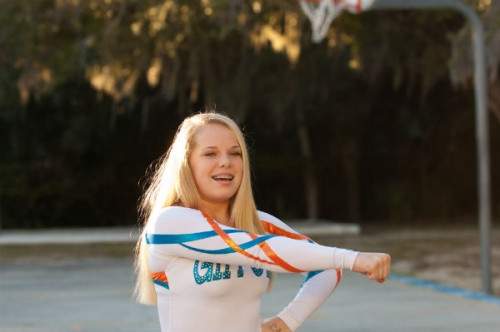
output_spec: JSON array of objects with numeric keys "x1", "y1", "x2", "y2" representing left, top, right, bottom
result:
[{"x1": 219, "y1": 153, "x2": 231, "y2": 168}]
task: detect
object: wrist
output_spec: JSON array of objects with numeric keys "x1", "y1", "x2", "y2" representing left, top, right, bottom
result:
[
  {"x1": 333, "y1": 248, "x2": 359, "y2": 270},
  {"x1": 276, "y1": 312, "x2": 297, "y2": 331}
]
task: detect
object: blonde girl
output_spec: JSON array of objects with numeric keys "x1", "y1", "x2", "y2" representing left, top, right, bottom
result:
[{"x1": 134, "y1": 112, "x2": 391, "y2": 332}]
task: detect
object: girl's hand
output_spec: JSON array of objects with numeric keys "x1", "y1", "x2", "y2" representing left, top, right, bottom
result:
[
  {"x1": 261, "y1": 317, "x2": 291, "y2": 332},
  {"x1": 352, "y1": 252, "x2": 391, "y2": 283}
]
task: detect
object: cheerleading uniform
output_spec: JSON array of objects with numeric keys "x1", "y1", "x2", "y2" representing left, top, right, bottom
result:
[{"x1": 146, "y1": 206, "x2": 359, "y2": 332}]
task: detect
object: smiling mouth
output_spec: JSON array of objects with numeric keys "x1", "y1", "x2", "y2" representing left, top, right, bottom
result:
[{"x1": 211, "y1": 175, "x2": 234, "y2": 182}]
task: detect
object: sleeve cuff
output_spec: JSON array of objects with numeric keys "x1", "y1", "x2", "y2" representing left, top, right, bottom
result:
[
  {"x1": 277, "y1": 310, "x2": 301, "y2": 332},
  {"x1": 333, "y1": 248, "x2": 359, "y2": 270}
]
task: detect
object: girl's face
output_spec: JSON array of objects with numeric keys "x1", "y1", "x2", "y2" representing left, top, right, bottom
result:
[{"x1": 189, "y1": 123, "x2": 243, "y2": 207}]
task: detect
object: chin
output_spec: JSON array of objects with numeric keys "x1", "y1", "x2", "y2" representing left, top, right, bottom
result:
[
  {"x1": 212, "y1": 195, "x2": 236, "y2": 203},
  {"x1": 203, "y1": 191, "x2": 237, "y2": 204}
]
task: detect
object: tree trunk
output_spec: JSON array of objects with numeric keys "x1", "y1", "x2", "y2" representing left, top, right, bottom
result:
[
  {"x1": 296, "y1": 115, "x2": 318, "y2": 220},
  {"x1": 341, "y1": 139, "x2": 361, "y2": 221},
  {"x1": 490, "y1": 81, "x2": 500, "y2": 125},
  {"x1": 141, "y1": 97, "x2": 150, "y2": 133}
]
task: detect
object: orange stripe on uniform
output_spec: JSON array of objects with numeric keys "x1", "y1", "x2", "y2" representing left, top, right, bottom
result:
[
  {"x1": 202, "y1": 212, "x2": 276, "y2": 266},
  {"x1": 333, "y1": 269, "x2": 343, "y2": 290},
  {"x1": 152, "y1": 272, "x2": 168, "y2": 283},
  {"x1": 249, "y1": 233, "x2": 304, "y2": 273},
  {"x1": 262, "y1": 220, "x2": 344, "y2": 279},
  {"x1": 261, "y1": 221, "x2": 311, "y2": 241}
]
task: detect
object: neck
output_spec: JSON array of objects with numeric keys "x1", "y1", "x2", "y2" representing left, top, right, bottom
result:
[{"x1": 198, "y1": 200, "x2": 232, "y2": 226}]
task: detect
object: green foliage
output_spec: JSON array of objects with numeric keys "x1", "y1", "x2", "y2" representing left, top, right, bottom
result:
[{"x1": 0, "y1": 0, "x2": 498, "y2": 228}]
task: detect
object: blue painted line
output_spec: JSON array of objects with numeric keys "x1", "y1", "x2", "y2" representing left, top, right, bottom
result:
[{"x1": 389, "y1": 273, "x2": 500, "y2": 306}]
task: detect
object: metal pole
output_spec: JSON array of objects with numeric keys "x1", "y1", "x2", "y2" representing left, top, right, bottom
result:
[
  {"x1": 371, "y1": 0, "x2": 492, "y2": 294},
  {"x1": 0, "y1": 192, "x2": 2, "y2": 231}
]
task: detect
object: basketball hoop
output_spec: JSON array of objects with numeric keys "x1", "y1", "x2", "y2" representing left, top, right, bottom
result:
[{"x1": 299, "y1": 0, "x2": 375, "y2": 43}]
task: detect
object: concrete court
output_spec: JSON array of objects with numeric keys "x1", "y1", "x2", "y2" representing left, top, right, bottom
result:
[{"x1": 1, "y1": 257, "x2": 499, "y2": 332}]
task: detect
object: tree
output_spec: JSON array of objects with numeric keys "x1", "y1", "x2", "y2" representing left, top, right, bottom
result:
[{"x1": 449, "y1": 0, "x2": 500, "y2": 124}]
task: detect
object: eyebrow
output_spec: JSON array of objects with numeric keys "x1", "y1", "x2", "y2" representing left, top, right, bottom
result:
[{"x1": 203, "y1": 145, "x2": 241, "y2": 149}]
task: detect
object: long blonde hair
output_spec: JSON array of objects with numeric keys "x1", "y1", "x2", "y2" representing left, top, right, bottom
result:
[{"x1": 134, "y1": 112, "x2": 264, "y2": 305}]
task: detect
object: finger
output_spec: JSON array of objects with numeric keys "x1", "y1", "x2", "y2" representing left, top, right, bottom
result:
[
  {"x1": 377, "y1": 266, "x2": 385, "y2": 283},
  {"x1": 377, "y1": 262, "x2": 384, "y2": 280},
  {"x1": 384, "y1": 259, "x2": 390, "y2": 279}
]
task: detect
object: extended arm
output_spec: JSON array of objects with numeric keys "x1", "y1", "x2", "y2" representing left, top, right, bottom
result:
[{"x1": 145, "y1": 206, "x2": 359, "y2": 273}]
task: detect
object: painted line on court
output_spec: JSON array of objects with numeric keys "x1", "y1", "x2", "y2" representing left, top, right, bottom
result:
[{"x1": 389, "y1": 273, "x2": 500, "y2": 305}]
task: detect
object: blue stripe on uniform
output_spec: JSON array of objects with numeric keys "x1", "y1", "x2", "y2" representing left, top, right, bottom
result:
[
  {"x1": 145, "y1": 229, "x2": 245, "y2": 244},
  {"x1": 303, "y1": 270, "x2": 324, "y2": 283},
  {"x1": 178, "y1": 234, "x2": 276, "y2": 255},
  {"x1": 152, "y1": 279, "x2": 170, "y2": 289}
]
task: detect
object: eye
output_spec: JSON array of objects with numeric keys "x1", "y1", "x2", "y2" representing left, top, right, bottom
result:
[
  {"x1": 231, "y1": 151, "x2": 242, "y2": 156},
  {"x1": 204, "y1": 152, "x2": 216, "y2": 157}
]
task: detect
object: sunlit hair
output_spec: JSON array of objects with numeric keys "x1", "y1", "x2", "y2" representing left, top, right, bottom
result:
[{"x1": 134, "y1": 112, "x2": 264, "y2": 305}]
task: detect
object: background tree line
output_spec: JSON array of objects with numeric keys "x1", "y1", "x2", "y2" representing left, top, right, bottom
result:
[{"x1": 0, "y1": 0, "x2": 499, "y2": 228}]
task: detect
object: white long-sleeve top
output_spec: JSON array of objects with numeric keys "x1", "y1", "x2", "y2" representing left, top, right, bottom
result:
[{"x1": 146, "y1": 206, "x2": 359, "y2": 332}]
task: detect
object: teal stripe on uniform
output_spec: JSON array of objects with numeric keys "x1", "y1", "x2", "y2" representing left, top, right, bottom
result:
[
  {"x1": 179, "y1": 234, "x2": 276, "y2": 255},
  {"x1": 146, "y1": 229, "x2": 245, "y2": 244},
  {"x1": 153, "y1": 279, "x2": 170, "y2": 289},
  {"x1": 303, "y1": 270, "x2": 324, "y2": 283}
]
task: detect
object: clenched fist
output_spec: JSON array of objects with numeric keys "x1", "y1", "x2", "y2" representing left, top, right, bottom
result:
[
  {"x1": 352, "y1": 252, "x2": 391, "y2": 283},
  {"x1": 261, "y1": 317, "x2": 291, "y2": 332}
]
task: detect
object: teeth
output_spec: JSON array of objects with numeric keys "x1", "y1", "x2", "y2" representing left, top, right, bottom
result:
[{"x1": 212, "y1": 175, "x2": 233, "y2": 180}]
